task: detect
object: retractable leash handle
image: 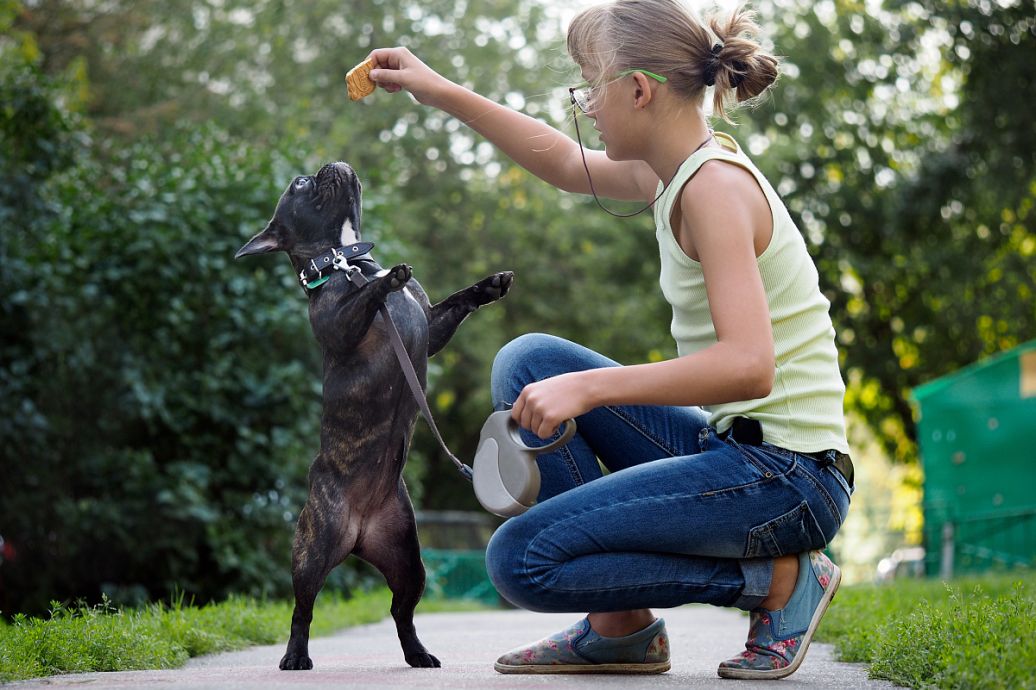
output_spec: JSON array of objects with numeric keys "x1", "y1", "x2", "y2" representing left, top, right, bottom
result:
[
  {"x1": 472, "y1": 411, "x2": 576, "y2": 517},
  {"x1": 382, "y1": 297, "x2": 580, "y2": 514}
]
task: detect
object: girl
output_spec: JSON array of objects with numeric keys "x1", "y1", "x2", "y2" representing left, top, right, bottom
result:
[{"x1": 368, "y1": 0, "x2": 852, "y2": 680}]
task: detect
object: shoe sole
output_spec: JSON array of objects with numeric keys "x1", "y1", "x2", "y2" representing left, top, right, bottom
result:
[
  {"x1": 495, "y1": 660, "x2": 671, "y2": 674},
  {"x1": 717, "y1": 562, "x2": 841, "y2": 680}
]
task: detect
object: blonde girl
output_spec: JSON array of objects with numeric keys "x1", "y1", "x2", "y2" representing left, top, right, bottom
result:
[{"x1": 368, "y1": 0, "x2": 852, "y2": 679}]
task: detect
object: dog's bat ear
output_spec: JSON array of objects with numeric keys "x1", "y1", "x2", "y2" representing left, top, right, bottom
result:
[{"x1": 235, "y1": 221, "x2": 285, "y2": 258}]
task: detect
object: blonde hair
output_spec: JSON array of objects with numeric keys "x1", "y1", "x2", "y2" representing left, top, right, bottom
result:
[{"x1": 567, "y1": 0, "x2": 779, "y2": 121}]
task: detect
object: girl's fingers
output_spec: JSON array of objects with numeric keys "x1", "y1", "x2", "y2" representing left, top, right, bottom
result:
[{"x1": 367, "y1": 47, "x2": 401, "y2": 70}]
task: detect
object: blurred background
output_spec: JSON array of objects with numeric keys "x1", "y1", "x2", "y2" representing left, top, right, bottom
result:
[{"x1": 1, "y1": 0, "x2": 1033, "y2": 616}]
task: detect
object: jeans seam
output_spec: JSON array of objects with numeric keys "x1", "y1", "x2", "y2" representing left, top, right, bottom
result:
[
  {"x1": 761, "y1": 443, "x2": 798, "y2": 461},
  {"x1": 546, "y1": 578, "x2": 745, "y2": 596},
  {"x1": 698, "y1": 476, "x2": 774, "y2": 498},
  {"x1": 795, "y1": 464, "x2": 842, "y2": 526},
  {"x1": 825, "y1": 464, "x2": 853, "y2": 498},
  {"x1": 694, "y1": 441, "x2": 789, "y2": 498},
  {"x1": 558, "y1": 442, "x2": 585, "y2": 487},
  {"x1": 604, "y1": 406, "x2": 681, "y2": 457}
]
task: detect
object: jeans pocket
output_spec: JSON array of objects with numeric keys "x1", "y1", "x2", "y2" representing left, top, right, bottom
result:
[{"x1": 745, "y1": 501, "x2": 827, "y2": 558}]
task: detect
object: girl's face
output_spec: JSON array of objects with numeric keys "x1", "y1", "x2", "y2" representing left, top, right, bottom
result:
[{"x1": 578, "y1": 70, "x2": 639, "y2": 161}]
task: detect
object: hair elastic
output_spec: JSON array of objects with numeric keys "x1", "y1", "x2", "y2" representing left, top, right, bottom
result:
[
  {"x1": 703, "y1": 43, "x2": 723, "y2": 87},
  {"x1": 705, "y1": 44, "x2": 747, "y2": 89}
]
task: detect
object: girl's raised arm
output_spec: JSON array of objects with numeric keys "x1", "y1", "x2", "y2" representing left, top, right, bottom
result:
[{"x1": 367, "y1": 47, "x2": 658, "y2": 202}]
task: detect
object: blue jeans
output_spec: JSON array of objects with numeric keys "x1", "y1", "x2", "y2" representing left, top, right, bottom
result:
[{"x1": 485, "y1": 334, "x2": 852, "y2": 614}]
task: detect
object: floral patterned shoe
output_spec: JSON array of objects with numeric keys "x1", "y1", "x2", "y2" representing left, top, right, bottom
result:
[
  {"x1": 494, "y1": 617, "x2": 670, "y2": 674},
  {"x1": 718, "y1": 550, "x2": 841, "y2": 680}
]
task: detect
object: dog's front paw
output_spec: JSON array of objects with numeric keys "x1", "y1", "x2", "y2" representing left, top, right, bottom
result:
[
  {"x1": 385, "y1": 263, "x2": 413, "y2": 292},
  {"x1": 473, "y1": 271, "x2": 514, "y2": 304},
  {"x1": 279, "y1": 653, "x2": 313, "y2": 670},
  {"x1": 405, "y1": 651, "x2": 442, "y2": 668}
]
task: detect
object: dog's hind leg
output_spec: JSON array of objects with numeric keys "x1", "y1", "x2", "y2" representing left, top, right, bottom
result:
[
  {"x1": 427, "y1": 271, "x2": 514, "y2": 356},
  {"x1": 355, "y1": 477, "x2": 441, "y2": 668},
  {"x1": 280, "y1": 489, "x2": 357, "y2": 671}
]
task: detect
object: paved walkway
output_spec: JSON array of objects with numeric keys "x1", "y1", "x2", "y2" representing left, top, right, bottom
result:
[{"x1": 8, "y1": 605, "x2": 896, "y2": 689}]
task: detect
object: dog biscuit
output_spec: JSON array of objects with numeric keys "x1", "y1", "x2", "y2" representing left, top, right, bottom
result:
[{"x1": 346, "y1": 58, "x2": 376, "y2": 101}]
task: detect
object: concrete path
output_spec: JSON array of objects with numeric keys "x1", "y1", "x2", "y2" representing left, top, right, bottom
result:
[{"x1": 7, "y1": 605, "x2": 896, "y2": 689}]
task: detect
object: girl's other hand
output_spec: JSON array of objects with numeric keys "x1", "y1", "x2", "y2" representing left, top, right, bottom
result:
[{"x1": 367, "y1": 47, "x2": 451, "y2": 107}]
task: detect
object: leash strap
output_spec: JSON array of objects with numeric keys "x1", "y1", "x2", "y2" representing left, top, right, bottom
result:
[
  {"x1": 379, "y1": 302, "x2": 474, "y2": 481},
  {"x1": 341, "y1": 267, "x2": 474, "y2": 481}
]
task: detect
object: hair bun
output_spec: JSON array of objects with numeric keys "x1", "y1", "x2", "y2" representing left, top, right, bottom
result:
[{"x1": 707, "y1": 6, "x2": 780, "y2": 119}]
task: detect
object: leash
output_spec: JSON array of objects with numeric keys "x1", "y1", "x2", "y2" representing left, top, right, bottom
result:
[
  {"x1": 377, "y1": 298, "x2": 474, "y2": 481},
  {"x1": 300, "y1": 245, "x2": 475, "y2": 481}
]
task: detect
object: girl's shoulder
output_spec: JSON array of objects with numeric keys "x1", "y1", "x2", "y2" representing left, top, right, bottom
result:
[
  {"x1": 680, "y1": 152, "x2": 769, "y2": 219},
  {"x1": 685, "y1": 156, "x2": 759, "y2": 196},
  {"x1": 675, "y1": 145, "x2": 774, "y2": 258}
]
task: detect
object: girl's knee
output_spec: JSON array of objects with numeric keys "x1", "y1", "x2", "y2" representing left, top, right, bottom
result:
[
  {"x1": 490, "y1": 333, "x2": 561, "y2": 407},
  {"x1": 485, "y1": 518, "x2": 548, "y2": 611}
]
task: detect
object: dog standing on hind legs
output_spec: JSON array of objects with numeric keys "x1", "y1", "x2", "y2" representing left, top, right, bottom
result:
[{"x1": 236, "y1": 161, "x2": 513, "y2": 669}]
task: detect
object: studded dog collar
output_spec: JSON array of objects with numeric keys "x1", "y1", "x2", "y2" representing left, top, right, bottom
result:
[{"x1": 298, "y1": 242, "x2": 375, "y2": 290}]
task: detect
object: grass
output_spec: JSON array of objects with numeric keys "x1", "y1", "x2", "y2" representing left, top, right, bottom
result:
[
  {"x1": 816, "y1": 572, "x2": 1036, "y2": 689},
  {"x1": 0, "y1": 589, "x2": 491, "y2": 683},
  {"x1": 8, "y1": 574, "x2": 1033, "y2": 688}
]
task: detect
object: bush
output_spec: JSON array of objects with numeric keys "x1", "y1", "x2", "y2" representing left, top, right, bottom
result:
[{"x1": 0, "y1": 56, "x2": 363, "y2": 615}]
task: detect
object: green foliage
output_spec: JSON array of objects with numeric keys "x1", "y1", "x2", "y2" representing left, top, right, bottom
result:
[
  {"x1": 18, "y1": 0, "x2": 1027, "y2": 470},
  {"x1": 817, "y1": 574, "x2": 1036, "y2": 688},
  {"x1": 0, "y1": 589, "x2": 393, "y2": 683},
  {"x1": 2, "y1": 0, "x2": 1033, "y2": 616},
  {"x1": 6, "y1": 0, "x2": 672, "y2": 518},
  {"x1": 0, "y1": 47, "x2": 344, "y2": 614}
]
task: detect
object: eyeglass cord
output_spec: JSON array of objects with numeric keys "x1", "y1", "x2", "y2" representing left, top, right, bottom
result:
[{"x1": 572, "y1": 109, "x2": 714, "y2": 218}]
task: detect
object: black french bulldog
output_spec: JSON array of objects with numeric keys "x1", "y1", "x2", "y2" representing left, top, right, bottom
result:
[{"x1": 235, "y1": 161, "x2": 513, "y2": 670}]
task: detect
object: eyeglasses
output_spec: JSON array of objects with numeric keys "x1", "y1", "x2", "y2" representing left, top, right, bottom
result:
[
  {"x1": 567, "y1": 68, "x2": 670, "y2": 217},
  {"x1": 568, "y1": 69, "x2": 668, "y2": 114}
]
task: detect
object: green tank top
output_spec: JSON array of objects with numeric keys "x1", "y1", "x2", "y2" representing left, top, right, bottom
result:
[{"x1": 653, "y1": 132, "x2": 849, "y2": 454}]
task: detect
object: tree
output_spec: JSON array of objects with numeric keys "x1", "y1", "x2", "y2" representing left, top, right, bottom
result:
[{"x1": 3, "y1": 0, "x2": 1033, "y2": 613}]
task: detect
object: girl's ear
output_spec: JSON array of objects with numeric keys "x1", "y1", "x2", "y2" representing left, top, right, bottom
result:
[{"x1": 631, "y1": 72, "x2": 656, "y2": 110}]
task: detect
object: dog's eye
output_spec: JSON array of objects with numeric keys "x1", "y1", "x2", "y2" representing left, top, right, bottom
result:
[{"x1": 294, "y1": 177, "x2": 311, "y2": 190}]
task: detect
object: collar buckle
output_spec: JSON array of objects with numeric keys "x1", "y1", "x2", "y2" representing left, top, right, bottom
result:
[{"x1": 332, "y1": 248, "x2": 360, "y2": 276}]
